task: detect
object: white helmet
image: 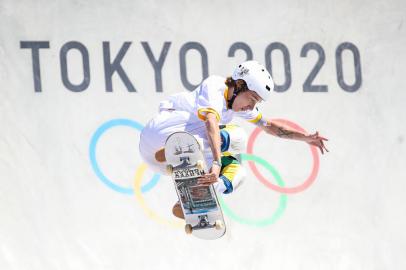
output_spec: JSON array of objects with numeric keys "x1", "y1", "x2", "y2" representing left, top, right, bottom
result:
[
  {"x1": 232, "y1": 60, "x2": 274, "y2": 101},
  {"x1": 220, "y1": 124, "x2": 248, "y2": 156}
]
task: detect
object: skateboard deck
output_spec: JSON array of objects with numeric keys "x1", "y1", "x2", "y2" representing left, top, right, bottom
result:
[{"x1": 165, "y1": 132, "x2": 226, "y2": 240}]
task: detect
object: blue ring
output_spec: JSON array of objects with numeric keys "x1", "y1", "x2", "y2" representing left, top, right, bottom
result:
[{"x1": 89, "y1": 118, "x2": 160, "y2": 194}]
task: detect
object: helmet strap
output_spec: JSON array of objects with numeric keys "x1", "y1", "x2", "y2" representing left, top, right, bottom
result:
[{"x1": 227, "y1": 90, "x2": 240, "y2": 109}]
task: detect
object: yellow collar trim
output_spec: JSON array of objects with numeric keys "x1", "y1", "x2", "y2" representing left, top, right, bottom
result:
[{"x1": 224, "y1": 85, "x2": 229, "y2": 103}]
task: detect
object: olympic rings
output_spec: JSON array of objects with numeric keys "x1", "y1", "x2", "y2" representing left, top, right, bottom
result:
[
  {"x1": 89, "y1": 119, "x2": 160, "y2": 194},
  {"x1": 247, "y1": 119, "x2": 320, "y2": 194},
  {"x1": 134, "y1": 163, "x2": 184, "y2": 228},
  {"x1": 89, "y1": 117, "x2": 322, "y2": 228},
  {"x1": 218, "y1": 154, "x2": 287, "y2": 227}
]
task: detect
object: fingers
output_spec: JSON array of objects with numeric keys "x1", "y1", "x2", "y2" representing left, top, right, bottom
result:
[
  {"x1": 320, "y1": 138, "x2": 329, "y2": 153},
  {"x1": 312, "y1": 131, "x2": 328, "y2": 141},
  {"x1": 197, "y1": 174, "x2": 218, "y2": 185},
  {"x1": 320, "y1": 140, "x2": 325, "y2": 154},
  {"x1": 309, "y1": 139, "x2": 329, "y2": 154},
  {"x1": 197, "y1": 180, "x2": 216, "y2": 186}
]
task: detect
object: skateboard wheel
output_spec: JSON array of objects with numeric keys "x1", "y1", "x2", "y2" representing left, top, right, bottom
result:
[
  {"x1": 215, "y1": 220, "x2": 224, "y2": 230},
  {"x1": 166, "y1": 165, "x2": 173, "y2": 174},
  {"x1": 196, "y1": 160, "x2": 204, "y2": 170},
  {"x1": 185, "y1": 224, "x2": 193, "y2": 234}
]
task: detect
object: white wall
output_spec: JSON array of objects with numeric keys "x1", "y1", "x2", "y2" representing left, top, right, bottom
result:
[{"x1": 1, "y1": 0, "x2": 406, "y2": 269}]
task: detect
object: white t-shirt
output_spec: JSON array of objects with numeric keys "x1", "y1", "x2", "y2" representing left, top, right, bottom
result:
[{"x1": 159, "y1": 75, "x2": 265, "y2": 125}]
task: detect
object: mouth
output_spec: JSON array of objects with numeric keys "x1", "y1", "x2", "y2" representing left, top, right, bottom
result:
[{"x1": 241, "y1": 106, "x2": 250, "y2": 111}]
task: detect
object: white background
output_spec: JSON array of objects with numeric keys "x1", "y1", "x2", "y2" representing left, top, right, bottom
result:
[{"x1": 1, "y1": 0, "x2": 406, "y2": 269}]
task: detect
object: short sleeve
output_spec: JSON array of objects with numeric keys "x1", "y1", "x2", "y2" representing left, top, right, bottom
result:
[
  {"x1": 195, "y1": 76, "x2": 226, "y2": 122},
  {"x1": 234, "y1": 107, "x2": 266, "y2": 126}
]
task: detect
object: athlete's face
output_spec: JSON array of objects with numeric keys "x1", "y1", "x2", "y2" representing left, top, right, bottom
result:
[{"x1": 232, "y1": 90, "x2": 262, "y2": 112}]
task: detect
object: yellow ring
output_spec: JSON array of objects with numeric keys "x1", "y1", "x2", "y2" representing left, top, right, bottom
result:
[{"x1": 134, "y1": 163, "x2": 184, "y2": 228}]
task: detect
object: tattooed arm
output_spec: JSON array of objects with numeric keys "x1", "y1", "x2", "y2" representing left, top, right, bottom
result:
[
  {"x1": 260, "y1": 119, "x2": 329, "y2": 154},
  {"x1": 261, "y1": 120, "x2": 307, "y2": 140}
]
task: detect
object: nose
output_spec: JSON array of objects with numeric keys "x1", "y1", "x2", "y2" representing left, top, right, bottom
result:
[{"x1": 241, "y1": 105, "x2": 253, "y2": 111}]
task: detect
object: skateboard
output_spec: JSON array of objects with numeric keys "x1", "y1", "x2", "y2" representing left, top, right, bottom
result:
[{"x1": 164, "y1": 131, "x2": 226, "y2": 240}]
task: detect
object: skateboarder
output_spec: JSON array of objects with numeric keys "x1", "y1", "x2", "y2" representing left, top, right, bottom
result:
[{"x1": 139, "y1": 60, "x2": 328, "y2": 185}]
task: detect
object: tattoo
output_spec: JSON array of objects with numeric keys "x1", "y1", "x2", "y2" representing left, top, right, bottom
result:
[{"x1": 277, "y1": 127, "x2": 295, "y2": 138}]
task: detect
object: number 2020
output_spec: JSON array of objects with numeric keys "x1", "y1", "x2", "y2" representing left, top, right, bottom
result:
[{"x1": 228, "y1": 42, "x2": 362, "y2": 92}]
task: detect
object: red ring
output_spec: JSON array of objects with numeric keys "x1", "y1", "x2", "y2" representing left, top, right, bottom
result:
[{"x1": 247, "y1": 119, "x2": 320, "y2": 194}]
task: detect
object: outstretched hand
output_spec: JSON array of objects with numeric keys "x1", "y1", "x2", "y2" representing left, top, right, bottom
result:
[{"x1": 305, "y1": 131, "x2": 329, "y2": 154}]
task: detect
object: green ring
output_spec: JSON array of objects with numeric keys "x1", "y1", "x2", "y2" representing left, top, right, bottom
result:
[{"x1": 218, "y1": 153, "x2": 288, "y2": 227}]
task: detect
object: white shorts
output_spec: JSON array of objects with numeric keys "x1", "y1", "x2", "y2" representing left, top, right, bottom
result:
[{"x1": 139, "y1": 110, "x2": 214, "y2": 174}]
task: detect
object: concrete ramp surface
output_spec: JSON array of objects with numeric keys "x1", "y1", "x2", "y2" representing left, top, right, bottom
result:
[{"x1": 1, "y1": 0, "x2": 405, "y2": 269}]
